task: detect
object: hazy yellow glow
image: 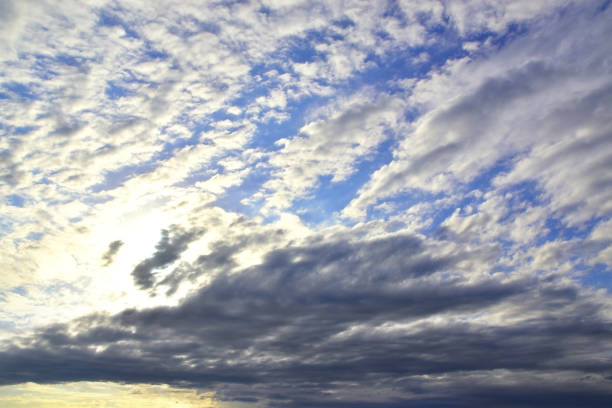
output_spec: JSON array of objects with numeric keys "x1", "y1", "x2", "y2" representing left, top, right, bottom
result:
[{"x1": 0, "y1": 382, "x2": 219, "y2": 408}]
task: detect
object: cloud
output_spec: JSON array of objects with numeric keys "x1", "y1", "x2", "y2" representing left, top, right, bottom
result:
[
  {"x1": 342, "y1": 1, "x2": 612, "y2": 220},
  {"x1": 1, "y1": 228, "x2": 611, "y2": 406},
  {"x1": 101, "y1": 240, "x2": 124, "y2": 267},
  {"x1": 261, "y1": 92, "x2": 405, "y2": 212},
  {"x1": 131, "y1": 226, "x2": 205, "y2": 290},
  {"x1": 445, "y1": 0, "x2": 573, "y2": 35}
]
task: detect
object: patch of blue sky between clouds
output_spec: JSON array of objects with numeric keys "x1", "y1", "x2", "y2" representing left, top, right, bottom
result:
[
  {"x1": 1, "y1": 81, "x2": 38, "y2": 100},
  {"x1": 291, "y1": 137, "x2": 397, "y2": 226},
  {"x1": 5, "y1": 194, "x2": 25, "y2": 208},
  {"x1": 168, "y1": 16, "x2": 221, "y2": 38},
  {"x1": 539, "y1": 216, "x2": 608, "y2": 246},
  {"x1": 248, "y1": 95, "x2": 331, "y2": 150},
  {"x1": 0, "y1": 125, "x2": 38, "y2": 137},
  {"x1": 360, "y1": 30, "x2": 466, "y2": 86},
  {"x1": 366, "y1": 156, "x2": 516, "y2": 233},
  {"x1": 90, "y1": 161, "x2": 159, "y2": 193},
  {"x1": 97, "y1": 7, "x2": 140, "y2": 39},
  {"x1": 494, "y1": 181, "x2": 546, "y2": 223},
  {"x1": 285, "y1": 30, "x2": 340, "y2": 63},
  {"x1": 582, "y1": 263, "x2": 612, "y2": 292},
  {"x1": 105, "y1": 81, "x2": 134, "y2": 100},
  {"x1": 18, "y1": 232, "x2": 43, "y2": 244},
  {"x1": 9, "y1": 286, "x2": 28, "y2": 297},
  {"x1": 212, "y1": 169, "x2": 272, "y2": 217},
  {"x1": 6, "y1": 53, "x2": 91, "y2": 86}
]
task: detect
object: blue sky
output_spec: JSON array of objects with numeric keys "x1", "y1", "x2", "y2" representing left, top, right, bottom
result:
[{"x1": 1, "y1": 1, "x2": 611, "y2": 407}]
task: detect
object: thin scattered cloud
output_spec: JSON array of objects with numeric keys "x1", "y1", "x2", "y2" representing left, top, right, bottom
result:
[{"x1": 101, "y1": 240, "x2": 124, "y2": 267}]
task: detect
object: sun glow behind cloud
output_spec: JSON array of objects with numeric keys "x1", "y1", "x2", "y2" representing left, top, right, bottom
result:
[{"x1": 0, "y1": 382, "x2": 220, "y2": 408}]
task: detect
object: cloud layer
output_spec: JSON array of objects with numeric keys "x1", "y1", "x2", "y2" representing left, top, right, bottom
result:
[{"x1": 3, "y1": 228, "x2": 611, "y2": 407}]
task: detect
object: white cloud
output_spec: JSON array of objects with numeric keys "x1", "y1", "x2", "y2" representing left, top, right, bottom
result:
[
  {"x1": 343, "y1": 3, "x2": 612, "y2": 221},
  {"x1": 262, "y1": 91, "x2": 405, "y2": 212}
]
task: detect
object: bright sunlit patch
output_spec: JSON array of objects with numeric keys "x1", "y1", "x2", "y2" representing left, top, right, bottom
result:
[{"x1": 0, "y1": 382, "x2": 218, "y2": 408}]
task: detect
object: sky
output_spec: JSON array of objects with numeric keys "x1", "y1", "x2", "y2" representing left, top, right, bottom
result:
[{"x1": 0, "y1": 0, "x2": 611, "y2": 407}]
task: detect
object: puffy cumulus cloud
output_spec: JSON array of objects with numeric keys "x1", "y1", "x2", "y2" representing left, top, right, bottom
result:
[{"x1": 1, "y1": 227, "x2": 611, "y2": 407}]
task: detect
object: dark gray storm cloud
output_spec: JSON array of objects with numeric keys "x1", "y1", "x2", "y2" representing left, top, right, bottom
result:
[
  {"x1": 131, "y1": 225, "x2": 204, "y2": 290},
  {"x1": 101, "y1": 240, "x2": 123, "y2": 267},
  {"x1": 1, "y1": 231, "x2": 611, "y2": 407}
]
